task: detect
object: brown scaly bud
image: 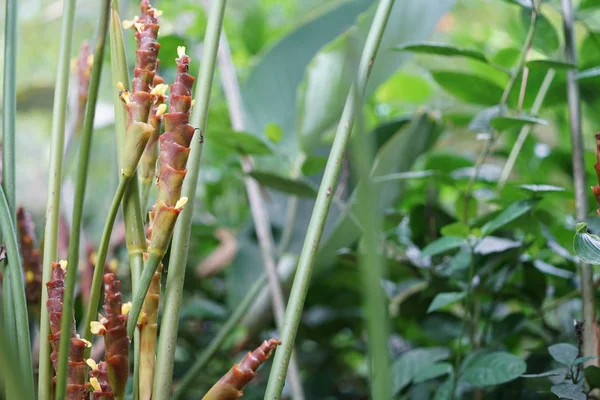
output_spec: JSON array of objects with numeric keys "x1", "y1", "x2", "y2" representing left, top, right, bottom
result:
[
  {"x1": 96, "y1": 273, "x2": 130, "y2": 398},
  {"x1": 16, "y1": 207, "x2": 42, "y2": 307},
  {"x1": 147, "y1": 48, "x2": 195, "y2": 256},
  {"x1": 202, "y1": 339, "x2": 282, "y2": 400},
  {"x1": 88, "y1": 359, "x2": 115, "y2": 399},
  {"x1": 45, "y1": 261, "x2": 91, "y2": 399}
]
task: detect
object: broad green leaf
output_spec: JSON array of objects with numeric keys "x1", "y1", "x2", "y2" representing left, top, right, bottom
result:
[
  {"x1": 525, "y1": 59, "x2": 576, "y2": 71},
  {"x1": 301, "y1": 156, "x2": 328, "y2": 176},
  {"x1": 481, "y1": 199, "x2": 537, "y2": 236},
  {"x1": 375, "y1": 71, "x2": 434, "y2": 104},
  {"x1": 248, "y1": 171, "x2": 317, "y2": 197},
  {"x1": 241, "y1": 0, "x2": 373, "y2": 155},
  {"x1": 573, "y1": 223, "x2": 600, "y2": 264},
  {"x1": 434, "y1": 377, "x2": 454, "y2": 400},
  {"x1": 431, "y1": 71, "x2": 504, "y2": 106},
  {"x1": 441, "y1": 222, "x2": 470, "y2": 238},
  {"x1": 585, "y1": 365, "x2": 600, "y2": 389},
  {"x1": 207, "y1": 129, "x2": 273, "y2": 155},
  {"x1": 490, "y1": 115, "x2": 548, "y2": 131},
  {"x1": 460, "y1": 352, "x2": 526, "y2": 387},
  {"x1": 421, "y1": 237, "x2": 465, "y2": 257},
  {"x1": 264, "y1": 123, "x2": 283, "y2": 143},
  {"x1": 391, "y1": 347, "x2": 451, "y2": 394},
  {"x1": 577, "y1": 67, "x2": 600, "y2": 80},
  {"x1": 520, "y1": 9, "x2": 559, "y2": 54},
  {"x1": 550, "y1": 383, "x2": 586, "y2": 400},
  {"x1": 519, "y1": 184, "x2": 565, "y2": 193},
  {"x1": 548, "y1": 343, "x2": 579, "y2": 366},
  {"x1": 413, "y1": 362, "x2": 453, "y2": 383},
  {"x1": 427, "y1": 292, "x2": 466, "y2": 313},
  {"x1": 394, "y1": 42, "x2": 488, "y2": 63}
]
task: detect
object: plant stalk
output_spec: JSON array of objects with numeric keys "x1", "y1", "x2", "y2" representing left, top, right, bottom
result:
[
  {"x1": 264, "y1": 1, "x2": 395, "y2": 398},
  {"x1": 150, "y1": 1, "x2": 228, "y2": 397},
  {"x1": 561, "y1": 0, "x2": 597, "y2": 365},
  {"x1": 55, "y1": 1, "x2": 111, "y2": 396},
  {"x1": 38, "y1": 0, "x2": 78, "y2": 397},
  {"x1": 2, "y1": 0, "x2": 17, "y2": 221}
]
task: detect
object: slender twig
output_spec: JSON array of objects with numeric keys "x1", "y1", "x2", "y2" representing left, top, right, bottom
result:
[
  {"x1": 0, "y1": 186, "x2": 34, "y2": 399},
  {"x1": 210, "y1": 14, "x2": 304, "y2": 399},
  {"x1": 497, "y1": 69, "x2": 555, "y2": 189},
  {"x1": 38, "y1": 0, "x2": 77, "y2": 397},
  {"x1": 55, "y1": 1, "x2": 111, "y2": 396},
  {"x1": 151, "y1": 1, "x2": 228, "y2": 397},
  {"x1": 2, "y1": 0, "x2": 17, "y2": 221},
  {"x1": 264, "y1": 1, "x2": 395, "y2": 398},
  {"x1": 562, "y1": 0, "x2": 598, "y2": 366}
]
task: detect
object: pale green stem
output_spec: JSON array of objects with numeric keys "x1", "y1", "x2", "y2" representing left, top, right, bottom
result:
[
  {"x1": 55, "y1": 1, "x2": 111, "y2": 396},
  {"x1": 0, "y1": 320, "x2": 29, "y2": 399},
  {"x1": 128, "y1": 252, "x2": 162, "y2": 338},
  {"x1": 3, "y1": 0, "x2": 17, "y2": 220},
  {"x1": 0, "y1": 185, "x2": 34, "y2": 399},
  {"x1": 152, "y1": 1, "x2": 228, "y2": 397},
  {"x1": 264, "y1": 1, "x2": 395, "y2": 398},
  {"x1": 38, "y1": 0, "x2": 78, "y2": 397},
  {"x1": 172, "y1": 275, "x2": 267, "y2": 399}
]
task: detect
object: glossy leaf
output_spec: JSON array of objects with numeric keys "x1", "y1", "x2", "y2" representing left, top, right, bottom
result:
[
  {"x1": 427, "y1": 292, "x2": 466, "y2": 313},
  {"x1": 460, "y1": 352, "x2": 526, "y2": 387},
  {"x1": 573, "y1": 223, "x2": 600, "y2": 264},
  {"x1": 248, "y1": 171, "x2": 317, "y2": 198},
  {"x1": 481, "y1": 199, "x2": 537, "y2": 236},
  {"x1": 421, "y1": 237, "x2": 465, "y2": 257},
  {"x1": 548, "y1": 343, "x2": 579, "y2": 366},
  {"x1": 550, "y1": 383, "x2": 586, "y2": 400},
  {"x1": 431, "y1": 71, "x2": 504, "y2": 106},
  {"x1": 394, "y1": 42, "x2": 488, "y2": 63}
]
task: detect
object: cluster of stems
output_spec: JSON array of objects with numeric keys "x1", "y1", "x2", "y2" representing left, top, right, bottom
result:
[
  {"x1": 46, "y1": 261, "x2": 91, "y2": 399},
  {"x1": 17, "y1": 207, "x2": 42, "y2": 308},
  {"x1": 202, "y1": 339, "x2": 281, "y2": 400}
]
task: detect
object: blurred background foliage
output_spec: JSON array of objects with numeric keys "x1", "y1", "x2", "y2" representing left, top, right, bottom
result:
[{"x1": 3, "y1": 0, "x2": 600, "y2": 398}]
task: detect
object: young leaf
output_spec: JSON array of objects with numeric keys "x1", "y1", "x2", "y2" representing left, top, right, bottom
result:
[
  {"x1": 394, "y1": 42, "x2": 488, "y2": 63},
  {"x1": 421, "y1": 237, "x2": 465, "y2": 257},
  {"x1": 460, "y1": 352, "x2": 526, "y2": 387},
  {"x1": 440, "y1": 222, "x2": 470, "y2": 238},
  {"x1": 264, "y1": 123, "x2": 283, "y2": 143},
  {"x1": 427, "y1": 292, "x2": 466, "y2": 313},
  {"x1": 585, "y1": 365, "x2": 600, "y2": 389},
  {"x1": 490, "y1": 115, "x2": 548, "y2": 131},
  {"x1": 481, "y1": 199, "x2": 537, "y2": 236},
  {"x1": 573, "y1": 223, "x2": 600, "y2": 264},
  {"x1": 431, "y1": 71, "x2": 504, "y2": 106},
  {"x1": 248, "y1": 171, "x2": 317, "y2": 197},
  {"x1": 548, "y1": 343, "x2": 579, "y2": 366},
  {"x1": 550, "y1": 383, "x2": 586, "y2": 400}
]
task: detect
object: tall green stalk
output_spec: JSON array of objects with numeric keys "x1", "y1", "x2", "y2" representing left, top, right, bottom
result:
[
  {"x1": 151, "y1": 1, "x2": 228, "y2": 397},
  {"x1": 38, "y1": 0, "x2": 78, "y2": 398},
  {"x1": 3, "y1": 0, "x2": 17, "y2": 219},
  {"x1": 0, "y1": 185, "x2": 34, "y2": 399},
  {"x1": 55, "y1": 1, "x2": 112, "y2": 397},
  {"x1": 561, "y1": 0, "x2": 597, "y2": 364},
  {"x1": 264, "y1": 1, "x2": 395, "y2": 398},
  {"x1": 0, "y1": 320, "x2": 29, "y2": 400}
]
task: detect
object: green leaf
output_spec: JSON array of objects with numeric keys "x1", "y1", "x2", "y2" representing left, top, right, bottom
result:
[
  {"x1": 573, "y1": 223, "x2": 600, "y2": 264},
  {"x1": 248, "y1": 171, "x2": 317, "y2": 198},
  {"x1": 550, "y1": 383, "x2": 586, "y2": 400},
  {"x1": 371, "y1": 170, "x2": 435, "y2": 183},
  {"x1": 208, "y1": 129, "x2": 273, "y2": 155},
  {"x1": 460, "y1": 352, "x2": 526, "y2": 387},
  {"x1": 413, "y1": 362, "x2": 453, "y2": 383},
  {"x1": 572, "y1": 356, "x2": 600, "y2": 366},
  {"x1": 158, "y1": 35, "x2": 190, "y2": 68},
  {"x1": 394, "y1": 42, "x2": 488, "y2": 63},
  {"x1": 490, "y1": 115, "x2": 548, "y2": 131},
  {"x1": 434, "y1": 377, "x2": 454, "y2": 400},
  {"x1": 441, "y1": 222, "x2": 470, "y2": 238},
  {"x1": 427, "y1": 292, "x2": 466, "y2": 313},
  {"x1": 421, "y1": 237, "x2": 465, "y2": 257},
  {"x1": 301, "y1": 156, "x2": 328, "y2": 176},
  {"x1": 391, "y1": 347, "x2": 451, "y2": 395},
  {"x1": 519, "y1": 184, "x2": 565, "y2": 193},
  {"x1": 548, "y1": 343, "x2": 579, "y2": 366},
  {"x1": 520, "y1": 9, "x2": 559, "y2": 54},
  {"x1": 431, "y1": 71, "x2": 504, "y2": 106},
  {"x1": 577, "y1": 67, "x2": 600, "y2": 80},
  {"x1": 481, "y1": 199, "x2": 536, "y2": 236},
  {"x1": 474, "y1": 237, "x2": 520, "y2": 255},
  {"x1": 525, "y1": 59, "x2": 576, "y2": 71},
  {"x1": 264, "y1": 123, "x2": 283, "y2": 144},
  {"x1": 521, "y1": 370, "x2": 567, "y2": 378},
  {"x1": 585, "y1": 365, "x2": 600, "y2": 389}
]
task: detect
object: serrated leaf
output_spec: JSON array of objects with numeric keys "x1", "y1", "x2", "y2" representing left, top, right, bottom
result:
[
  {"x1": 550, "y1": 383, "x2": 586, "y2": 400},
  {"x1": 208, "y1": 129, "x2": 273, "y2": 155},
  {"x1": 573, "y1": 223, "x2": 600, "y2": 264},
  {"x1": 394, "y1": 42, "x2": 488, "y2": 63},
  {"x1": 548, "y1": 343, "x2": 579, "y2": 366},
  {"x1": 481, "y1": 199, "x2": 537, "y2": 236},
  {"x1": 427, "y1": 292, "x2": 466, "y2": 313},
  {"x1": 414, "y1": 362, "x2": 453, "y2": 383},
  {"x1": 421, "y1": 236, "x2": 465, "y2": 257},
  {"x1": 431, "y1": 71, "x2": 504, "y2": 106},
  {"x1": 460, "y1": 352, "x2": 526, "y2": 387},
  {"x1": 577, "y1": 67, "x2": 600, "y2": 80},
  {"x1": 585, "y1": 365, "x2": 600, "y2": 389},
  {"x1": 490, "y1": 115, "x2": 548, "y2": 131},
  {"x1": 248, "y1": 171, "x2": 317, "y2": 197},
  {"x1": 525, "y1": 59, "x2": 576, "y2": 70}
]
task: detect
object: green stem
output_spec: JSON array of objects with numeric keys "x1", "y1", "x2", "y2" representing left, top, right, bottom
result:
[
  {"x1": 55, "y1": 1, "x2": 111, "y2": 396},
  {"x1": 0, "y1": 320, "x2": 29, "y2": 400},
  {"x1": 82, "y1": 177, "x2": 129, "y2": 345},
  {"x1": 2, "y1": 270, "x2": 16, "y2": 399},
  {"x1": 38, "y1": 0, "x2": 78, "y2": 397},
  {"x1": 128, "y1": 252, "x2": 162, "y2": 338},
  {"x1": 2, "y1": 0, "x2": 17, "y2": 221},
  {"x1": 173, "y1": 275, "x2": 267, "y2": 400},
  {"x1": 350, "y1": 91, "x2": 390, "y2": 399},
  {"x1": 0, "y1": 185, "x2": 34, "y2": 399},
  {"x1": 264, "y1": 1, "x2": 395, "y2": 398},
  {"x1": 152, "y1": 1, "x2": 228, "y2": 397}
]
